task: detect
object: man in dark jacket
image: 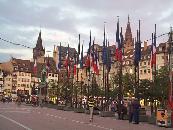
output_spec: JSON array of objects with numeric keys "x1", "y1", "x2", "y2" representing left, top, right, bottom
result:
[
  {"x1": 128, "y1": 99, "x2": 134, "y2": 123},
  {"x1": 132, "y1": 99, "x2": 141, "y2": 124}
]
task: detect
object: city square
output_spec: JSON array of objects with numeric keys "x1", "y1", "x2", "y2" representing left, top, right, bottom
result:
[{"x1": 0, "y1": 0, "x2": 173, "y2": 130}]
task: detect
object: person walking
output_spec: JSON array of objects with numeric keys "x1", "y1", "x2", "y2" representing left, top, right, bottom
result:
[
  {"x1": 88, "y1": 97, "x2": 95, "y2": 122},
  {"x1": 128, "y1": 98, "x2": 134, "y2": 123},
  {"x1": 132, "y1": 98, "x2": 141, "y2": 124}
]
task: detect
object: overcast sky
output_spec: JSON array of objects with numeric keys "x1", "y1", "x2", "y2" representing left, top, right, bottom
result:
[{"x1": 0, "y1": 0, "x2": 173, "y2": 62}]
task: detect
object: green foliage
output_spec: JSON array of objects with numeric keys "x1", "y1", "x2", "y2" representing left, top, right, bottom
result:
[{"x1": 111, "y1": 66, "x2": 169, "y2": 107}]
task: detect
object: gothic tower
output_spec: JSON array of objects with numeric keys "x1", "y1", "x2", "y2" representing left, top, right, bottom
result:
[
  {"x1": 33, "y1": 31, "x2": 45, "y2": 63},
  {"x1": 124, "y1": 15, "x2": 134, "y2": 52}
]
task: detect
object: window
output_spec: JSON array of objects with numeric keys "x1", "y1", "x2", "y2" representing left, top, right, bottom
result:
[
  {"x1": 144, "y1": 62, "x2": 146, "y2": 65},
  {"x1": 18, "y1": 84, "x2": 20, "y2": 87},
  {"x1": 144, "y1": 69, "x2": 146, "y2": 74},
  {"x1": 49, "y1": 73, "x2": 51, "y2": 77},
  {"x1": 159, "y1": 47, "x2": 162, "y2": 51},
  {"x1": 140, "y1": 62, "x2": 142, "y2": 66},
  {"x1": 148, "y1": 62, "x2": 150, "y2": 65},
  {"x1": 140, "y1": 70, "x2": 142, "y2": 74},
  {"x1": 148, "y1": 69, "x2": 150, "y2": 73}
]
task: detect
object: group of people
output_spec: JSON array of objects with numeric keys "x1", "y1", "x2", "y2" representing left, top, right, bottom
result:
[
  {"x1": 128, "y1": 98, "x2": 141, "y2": 124},
  {"x1": 88, "y1": 97, "x2": 141, "y2": 124}
]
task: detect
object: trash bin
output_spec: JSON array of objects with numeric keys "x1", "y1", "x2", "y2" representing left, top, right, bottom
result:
[{"x1": 156, "y1": 109, "x2": 168, "y2": 127}]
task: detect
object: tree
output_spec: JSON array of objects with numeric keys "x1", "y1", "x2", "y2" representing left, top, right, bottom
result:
[
  {"x1": 154, "y1": 66, "x2": 169, "y2": 108},
  {"x1": 111, "y1": 73, "x2": 135, "y2": 99}
]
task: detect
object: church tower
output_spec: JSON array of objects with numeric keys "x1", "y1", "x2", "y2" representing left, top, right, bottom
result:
[
  {"x1": 33, "y1": 31, "x2": 45, "y2": 63},
  {"x1": 124, "y1": 15, "x2": 134, "y2": 52}
]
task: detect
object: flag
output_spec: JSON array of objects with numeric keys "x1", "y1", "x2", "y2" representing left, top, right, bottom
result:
[
  {"x1": 78, "y1": 34, "x2": 80, "y2": 56},
  {"x1": 56, "y1": 42, "x2": 62, "y2": 70},
  {"x1": 115, "y1": 18, "x2": 120, "y2": 61},
  {"x1": 102, "y1": 25, "x2": 107, "y2": 65},
  {"x1": 151, "y1": 25, "x2": 156, "y2": 68},
  {"x1": 91, "y1": 39, "x2": 95, "y2": 71},
  {"x1": 73, "y1": 51, "x2": 77, "y2": 75},
  {"x1": 64, "y1": 45, "x2": 69, "y2": 69},
  {"x1": 134, "y1": 30, "x2": 141, "y2": 66},
  {"x1": 119, "y1": 27, "x2": 124, "y2": 61},
  {"x1": 106, "y1": 41, "x2": 111, "y2": 73},
  {"x1": 80, "y1": 44, "x2": 83, "y2": 68},
  {"x1": 33, "y1": 59, "x2": 37, "y2": 74},
  {"x1": 86, "y1": 31, "x2": 91, "y2": 73},
  {"x1": 94, "y1": 49, "x2": 99, "y2": 75}
]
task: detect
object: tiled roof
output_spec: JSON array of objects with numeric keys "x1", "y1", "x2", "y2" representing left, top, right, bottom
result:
[
  {"x1": 57, "y1": 46, "x2": 77, "y2": 59},
  {"x1": 12, "y1": 58, "x2": 32, "y2": 72}
]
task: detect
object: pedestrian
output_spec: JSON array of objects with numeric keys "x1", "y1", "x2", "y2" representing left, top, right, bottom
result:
[
  {"x1": 132, "y1": 98, "x2": 141, "y2": 124},
  {"x1": 88, "y1": 97, "x2": 95, "y2": 122},
  {"x1": 111, "y1": 101, "x2": 116, "y2": 112},
  {"x1": 128, "y1": 98, "x2": 134, "y2": 123},
  {"x1": 122, "y1": 104, "x2": 127, "y2": 120}
]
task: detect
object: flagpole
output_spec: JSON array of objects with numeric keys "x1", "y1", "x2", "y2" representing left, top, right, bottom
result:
[
  {"x1": 136, "y1": 30, "x2": 139, "y2": 99},
  {"x1": 105, "y1": 38, "x2": 108, "y2": 110},
  {"x1": 102, "y1": 22, "x2": 106, "y2": 111},
  {"x1": 151, "y1": 33, "x2": 154, "y2": 114},
  {"x1": 75, "y1": 34, "x2": 80, "y2": 108},
  {"x1": 169, "y1": 27, "x2": 173, "y2": 108},
  {"x1": 137, "y1": 20, "x2": 141, "y2": 100},
  {"x1": 154, "y1": 24, "x2": 157, "y2": 114},
  {"x1": 87, "y1": 31, "x2": 91, "y2": 105}
]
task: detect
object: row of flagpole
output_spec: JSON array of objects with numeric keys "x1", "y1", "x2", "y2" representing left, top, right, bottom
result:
[{"x1": 54, "y1": 17, "x2": 161, "y2": 111}]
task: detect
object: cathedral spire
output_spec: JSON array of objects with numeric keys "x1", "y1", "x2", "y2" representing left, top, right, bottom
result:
[
  {"x1": 33, "y1": 30, "x2": 45, "y2": 63},
  {"x1": 36, "y1": 30, "x2": 43, "y2": 51},
  {"x1": 128, "y1": 14, "x2": 130, "y2": 23},
  {"x1": 124, "y1": 15, "x2": 134, "y2": 52}
]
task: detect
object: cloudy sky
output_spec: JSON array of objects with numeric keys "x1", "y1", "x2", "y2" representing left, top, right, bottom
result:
[{"x1": 0, "y1": 0, "x2": 173, "y2": 62}]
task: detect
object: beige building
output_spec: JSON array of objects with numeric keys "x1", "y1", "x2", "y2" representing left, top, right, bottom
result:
[{"x1": 0, "y1": 67, "x2": 4, "y2": 93}]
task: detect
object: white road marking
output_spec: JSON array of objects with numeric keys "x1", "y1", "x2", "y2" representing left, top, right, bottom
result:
[
  {"x1": 0, "y1": 108, "x2": 33, "y2": 110},
  {"x1": 0, "y1": 111, "x2": 30, "y2": 113},
  {"x1": 0, "y1": 114, "x2": 32, "y2": 130}
]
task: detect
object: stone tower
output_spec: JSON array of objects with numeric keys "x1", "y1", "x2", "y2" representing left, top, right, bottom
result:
[
  {"x1": 33, "y1": 31, "x2": 45, "y2": 63},
  {"x1": 53, "y1": 45, "x2": 58, "y2": 66},
  {"x1": 124, "y1": 15, "x2": 134, "y2": 52}
]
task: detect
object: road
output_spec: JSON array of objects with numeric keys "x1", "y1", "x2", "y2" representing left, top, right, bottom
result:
[{"x1": 0, "y1": 102, "x2": 171, "y2": 130}]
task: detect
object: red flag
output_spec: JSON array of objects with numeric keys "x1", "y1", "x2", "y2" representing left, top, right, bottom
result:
[
  {"x1": 85, "y1": 54, "x2": 90, "y2": 69},
  {"x1": 150, "y1": 33, "x2": 156, "y2": 68},
  {"x1": 33, "y1": 59, "x2": 37, "y2": 74},
  {"x1": 74, "y1": 64, "x2": 77, "y2": 75}
]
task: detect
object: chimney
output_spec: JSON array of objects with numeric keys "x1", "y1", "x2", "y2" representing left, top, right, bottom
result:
[
  {"x1": 144, "y1": 41, "x2": 147, "y2": 51},
  {"x1": 54, "y1": 45, "x2": 56, "y2": 51}
]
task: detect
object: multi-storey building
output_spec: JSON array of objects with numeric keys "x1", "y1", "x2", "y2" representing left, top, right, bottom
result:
[
  {"x1": 0, "y1": 66, "x2": 4, "y2": 93},
  {"x1": 0, "y1": 32, "x2": 59, "y2": 96}
]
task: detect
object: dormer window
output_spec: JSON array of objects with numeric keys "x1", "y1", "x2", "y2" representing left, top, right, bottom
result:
[
  {"x1": 159, "y1": 47, "x2": 162, "y2": 52},
  {"x1": 162, "y1": 47, "x2": 165, "y2": 51}
]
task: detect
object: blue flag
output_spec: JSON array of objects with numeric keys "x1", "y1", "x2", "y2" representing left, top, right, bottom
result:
[{"x1": 134, "y1": 30, "x2": 141, "y2": 66}]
